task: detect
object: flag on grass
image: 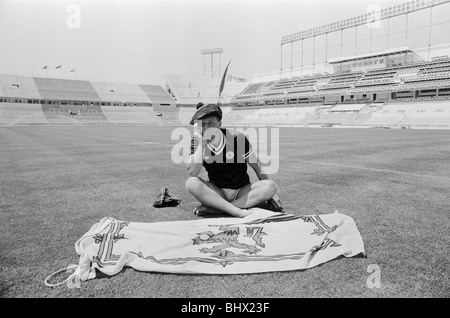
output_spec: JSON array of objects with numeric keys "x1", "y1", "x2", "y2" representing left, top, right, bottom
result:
[{"x1": 65, "y1": 209, "x2": 365, "y2": 286}]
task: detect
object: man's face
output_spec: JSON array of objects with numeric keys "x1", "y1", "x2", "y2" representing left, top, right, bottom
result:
[{"x1": 196, "y1": 116, "x2": 221, "y2": 141}]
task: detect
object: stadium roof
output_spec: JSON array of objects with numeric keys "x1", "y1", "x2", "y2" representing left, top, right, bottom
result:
[{"x1": 327, "y1": 46, "x2": 412, "y2": 64}]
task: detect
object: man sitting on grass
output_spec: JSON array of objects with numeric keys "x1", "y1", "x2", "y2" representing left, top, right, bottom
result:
[{"x1": 185, "y1": 103, "x2": 282, "y2": 218}]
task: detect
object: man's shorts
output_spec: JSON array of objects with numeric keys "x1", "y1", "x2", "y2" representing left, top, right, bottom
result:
[
  {"x1": 220, "y1": 187, "x2": 242, "y2": 202},
  {"x1": 205, "y1": 180, "x2": 248, "y2": 202}
]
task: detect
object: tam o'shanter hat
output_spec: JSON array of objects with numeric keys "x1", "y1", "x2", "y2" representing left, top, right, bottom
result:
[{"x1": 189, "y1": 103, "x2": 223, "y2": 125}]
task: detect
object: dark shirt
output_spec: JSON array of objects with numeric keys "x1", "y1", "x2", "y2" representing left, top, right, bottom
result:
[{"x1": 190, "y1": 128, "x2": 254, "y2": 189}]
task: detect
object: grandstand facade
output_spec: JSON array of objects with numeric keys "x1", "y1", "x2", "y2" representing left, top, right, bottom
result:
[
  {"x1": 2, "y1": 51, "x2": 450, "y2": 129},
  {"x1": 0, "y1": 74, "x2": 175, "y2": 107},
  {"x1": 0, "y1": 74, "x2": 181, "y2": 125},
  {"x1": 225, "y1": 48, "x2": 450, "y2": 129},
  {"x1": 232, "y1": 49, "x2": 450, "y2": 106}
]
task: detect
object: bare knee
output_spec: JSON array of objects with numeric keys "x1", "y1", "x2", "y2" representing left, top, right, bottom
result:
[
  {"x1": 259, "y1": 180, "x2": 278, "y2": 199},
  {"x1": 266, "y1": 180, "x2": 278, "y2": 197},
  {"x1": 185, "y1": 176, "x2": 202, "y2": 194}
]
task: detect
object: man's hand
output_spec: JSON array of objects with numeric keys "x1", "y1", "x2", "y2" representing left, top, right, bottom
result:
[
  {"x1": 193, "y1": 123, "x2": 209, "y2": 146},
  {"x1": 239, "y1": 209, "x2": 253, "y2": 218},
  {"x1": 187, "y1": 124, "x2": 208, "y2": 176},
  {"x1": 193, "y1": 131, "x2": 208, "y2": 146}
]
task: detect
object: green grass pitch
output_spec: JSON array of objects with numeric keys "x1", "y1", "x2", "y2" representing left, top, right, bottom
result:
[{"x1": 0, "y1": 125, "x2": 449, "y2": 298}]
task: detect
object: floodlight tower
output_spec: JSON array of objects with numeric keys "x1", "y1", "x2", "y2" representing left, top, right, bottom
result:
[{"x1": 201, "y1": 48, "x2": 223, "y2": 78}]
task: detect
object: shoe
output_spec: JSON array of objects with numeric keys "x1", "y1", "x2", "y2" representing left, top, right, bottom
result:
[
  {"x1": 153, "y1": 187, "x2": 181, "y2": 208},
  {"x1": 255, "y1": 196, "x2": 284, "y2": 213},
  {"x1": 266, "y1": 197, "x2": 284, "y2": 213},
  {"x1": 194, "y1": 205, "x2": 227, "y2": 217}
]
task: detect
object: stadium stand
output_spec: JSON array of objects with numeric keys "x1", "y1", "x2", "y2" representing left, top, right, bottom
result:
[
  {"x1": 177, "y1": 105, "x2": 233, "y2": 126},
  {"x1": 329, "y1": 103, "x2": 367, "y2": 112},
  {"x1": 0, "y1": 103, "x2": 48, "y2": 125},
  {"x1": 164, "y1": 73, "x2": 248, "y2": 104},
  {"x1": 221, "y1": 108, "x2": 259, "y2": 126},
  {"x1": 224, "y1": 47, "x2": 450, "y2": 129},
  {"x1": 0, "y1": 74, "x2": 178, "y2": 125},
  {"x1": 34, "y1": 77, "x2": 102, "y2": 103},
  {"x1": 140, "y1": 85, "x2": 176, "y2": 105},
  {"x1": 90, "y1": 81, "x2": 151, "y2": 105},
  {"x1": 2, "y1": 46, "x2": 450, "y2": 129},
  {"x1": 281, "y1": 106, "x2": 319, "y2": 126},
  {"x1": 177, "y1": 106, "x2": 198, "y2": 126},
  {"x1": 101, "y1": 106, "x2": 162, "y2": 124},
  {"x1": 232, "y1": 50, "x2": 450, "y2": 106}
]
